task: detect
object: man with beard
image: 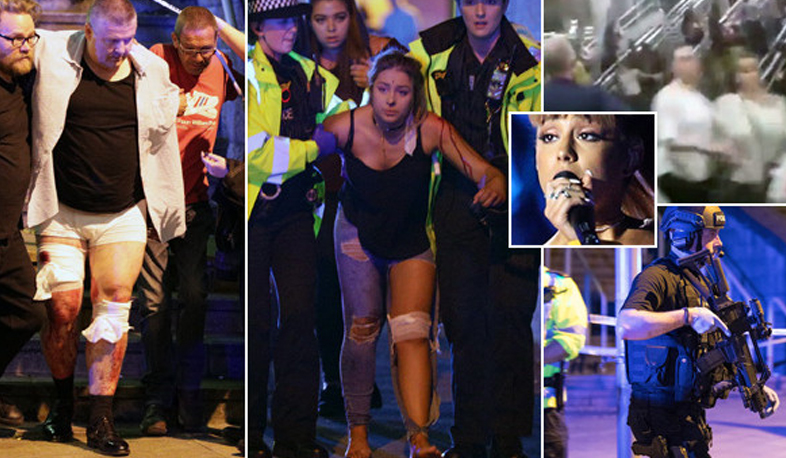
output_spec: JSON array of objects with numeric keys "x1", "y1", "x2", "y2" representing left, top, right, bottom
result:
[{"x1": 0, "y1": 0, "x2": 45, "y2": 428}]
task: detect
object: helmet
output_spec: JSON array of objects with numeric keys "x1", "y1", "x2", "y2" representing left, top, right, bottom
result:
[{"x1": 660, "y1": 206, "x2": 725, "y2": 250}]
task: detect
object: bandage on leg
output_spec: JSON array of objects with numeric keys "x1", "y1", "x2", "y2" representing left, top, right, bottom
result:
[
  {"x1": 35, "y1": 243, "x2": 86, "y2": 301},
  {"x1": 81, "y1": 300, "x2": 131, "y2": 344},
  {"x1": 389, "y1": 311, "x2": 431, "y2": 344}
]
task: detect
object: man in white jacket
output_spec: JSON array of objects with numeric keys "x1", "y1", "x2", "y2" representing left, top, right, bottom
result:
[{"x1": 25, "y1": 0, "x2": 184, "y2": 455}]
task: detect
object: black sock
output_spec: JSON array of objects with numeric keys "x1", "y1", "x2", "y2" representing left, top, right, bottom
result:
[
  {"x1": 53, "y1": 376, "x2": 74, "y2": 405},
  {"x1": 89, "y1": 395, "x2": 114, "y2": 425}
]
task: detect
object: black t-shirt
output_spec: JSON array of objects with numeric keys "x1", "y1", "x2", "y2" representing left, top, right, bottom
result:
[
  {"x1": 622, "y1": 257, "x2": 707, "y2": 314},
  {"x1": 53, "y1": 59, "x2": 142, "y2": 213},
  {"x1": 0, "y1": 73, "x2": 33, "y2": 238}
]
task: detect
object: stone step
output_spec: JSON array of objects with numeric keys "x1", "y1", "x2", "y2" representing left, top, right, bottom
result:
[
  {"x1": 0, "y1": 377, "x2": 243, "y2": 427},
  {"x1": 3, "y1": 333, "x2": 244, "y2": 381}
]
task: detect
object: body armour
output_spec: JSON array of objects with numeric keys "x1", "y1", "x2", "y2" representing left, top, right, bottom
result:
[{"x1": 624, "y1": 257, "x2": 731, "y2": 405}]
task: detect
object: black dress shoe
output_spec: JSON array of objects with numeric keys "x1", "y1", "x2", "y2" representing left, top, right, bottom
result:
[
  {"x1": 87, "y1": 416, "x2": 130, "y2": 456},
  {"x1": 0, "y1": 397, "x2": 24, "y2": 426},
  {"x1": 490, "y1": 436, "x2": 528, "y2": 458},
  {"x1": 42, "y1": 400, "x2": 73, "y2": 442},
  {"x1": 442, "y1": 444, "x2": 487, "y2": 458},
  {"x1": 317, "y1": 383, "x2": 345, "y2": 418}
]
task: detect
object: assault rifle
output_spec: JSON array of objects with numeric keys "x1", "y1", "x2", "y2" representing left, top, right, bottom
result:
[{"x1": 677, "y1": 248, "x2": 772, "y2": 418}]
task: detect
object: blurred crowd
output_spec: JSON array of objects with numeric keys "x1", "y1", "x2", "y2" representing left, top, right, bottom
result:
[{"x1": 544, "y1": 0, "x2": 786, "y2": 202}]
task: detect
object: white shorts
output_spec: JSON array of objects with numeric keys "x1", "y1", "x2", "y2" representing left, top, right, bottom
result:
[{"x1": 35, "y1": 201, "x2": 147, "y2": 246}]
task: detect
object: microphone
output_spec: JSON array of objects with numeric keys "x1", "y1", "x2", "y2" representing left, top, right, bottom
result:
[{"x1": 552, "y1": 171, "x2": 600, "y2": 245}]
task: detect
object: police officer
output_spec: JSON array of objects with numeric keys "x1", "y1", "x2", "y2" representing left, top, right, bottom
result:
[
  {"x1": 618, "y1": 206, "x2": 780, "y2": 458},
  {"x1": 543, "y1": 268, "x2": 587, "y2": 458},
  {"x1": 409, "y1": 1, "x2": 541, "y2": 456}
]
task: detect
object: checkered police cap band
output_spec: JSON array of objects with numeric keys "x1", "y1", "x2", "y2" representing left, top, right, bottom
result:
[{"x1": 249, "y1": 0, "x2": 310, "y2": 21}]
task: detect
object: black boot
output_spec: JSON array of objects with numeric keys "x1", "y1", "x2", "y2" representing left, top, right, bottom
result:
[{"x1": 42, "y1": 399, "x2": 73, "y2": 442}]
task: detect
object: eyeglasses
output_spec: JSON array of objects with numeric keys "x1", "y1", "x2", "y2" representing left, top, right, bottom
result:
[
  {"x1": 0, "y1": 32, "x2": 40, "y2": 48},
  {"x1": 177, "y1": 44, "x2": 216, "y2": 59}
]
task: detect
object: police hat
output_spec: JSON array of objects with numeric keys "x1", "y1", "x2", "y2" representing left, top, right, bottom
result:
[{"x1": 249, "y1": 0, "x2": 310, "y2": 22}]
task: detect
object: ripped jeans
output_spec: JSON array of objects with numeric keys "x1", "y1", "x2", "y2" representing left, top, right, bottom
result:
[{"x1": 334, "y1": 205, "x2": 440, "y2": 436}]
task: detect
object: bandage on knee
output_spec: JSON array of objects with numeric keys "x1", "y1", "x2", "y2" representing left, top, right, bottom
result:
[
  {"x1": 35, "y1": 243, "x2": 86, "y2": 301},
  {"x1": 389, "y1": 311, "x2": 431, "y2": 344},
  {"x1": 81, "y1": 300, "x2": 131, "y2": 344}
]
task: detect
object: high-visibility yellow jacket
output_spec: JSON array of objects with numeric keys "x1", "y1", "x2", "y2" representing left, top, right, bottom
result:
[
  {"x1": 408, "y1": 17, "x2": 541, "y2": 152},
  {"x1": 543, "y1": 267, "x2": 588, "y2": 409},
  {"x1": 246, "y1": 44, "x2": 346, "y2": 218}
]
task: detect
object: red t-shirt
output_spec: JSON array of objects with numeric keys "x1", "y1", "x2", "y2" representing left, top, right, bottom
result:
[{"x1": 151, "y1": 43, "x2": 239, "y2": 205}]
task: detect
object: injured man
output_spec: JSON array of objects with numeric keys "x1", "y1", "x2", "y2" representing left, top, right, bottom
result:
[{"x1": 24, "y1": 0, "x2": 184, "y2": 455}]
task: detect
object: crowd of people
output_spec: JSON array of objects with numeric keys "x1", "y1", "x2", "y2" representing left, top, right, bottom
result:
[{"x1": 544, "y1": 0, "x2": 786, "y2": 204}]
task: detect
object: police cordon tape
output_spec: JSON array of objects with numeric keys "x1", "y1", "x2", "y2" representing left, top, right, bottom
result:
[{"x1": 579, "y1": 314, "x2": 786, "y2": 356}]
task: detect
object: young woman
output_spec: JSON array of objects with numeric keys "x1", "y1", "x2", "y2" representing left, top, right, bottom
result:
[
  {"x1": 306, "y1": 0, "x2": 400, "y2": 105},
  {"x1": 532, "y1": 114, "x2": 654, "y2": 245},
  {"x1": 302, "y1": 0, "x2": 401, "y2": 417},
  {"x1": 323, "y1": 49, "x2": 505, "y2": 458}
]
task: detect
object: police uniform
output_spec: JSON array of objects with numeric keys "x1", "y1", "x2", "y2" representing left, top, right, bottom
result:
[
  {"x1": 622, "y1": 256, "x2": 730, "y2": 458},
  {"x1": 543, "y1": 269, "x2": 587, "y2": 458},
  {"x1": 408, "y1": 16, "x2": 541, "y2": 451},
  {"x1": 246, "y1": 35, "x2": 346, "y2": 445}
]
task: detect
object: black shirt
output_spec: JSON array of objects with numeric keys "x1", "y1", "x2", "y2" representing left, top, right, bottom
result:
[
  {"x1": 53, "y1": 59, "x2": 142, "y2": 213},
  {"x1": 622, "y1": 257, "x2": 706, "y2": 314},
  {"x1": 0, "y1": 73, "x2": 33, "y2": 238}
]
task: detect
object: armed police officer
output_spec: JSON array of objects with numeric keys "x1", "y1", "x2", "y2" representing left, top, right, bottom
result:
[{"x1": 619, "y1": 206, "x2": 780, "y2": 458}]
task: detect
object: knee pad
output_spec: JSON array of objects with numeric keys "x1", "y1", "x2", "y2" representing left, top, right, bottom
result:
[
  {"x1": 34, "y1": 243, "x2": 86, "y2": 301},
  {"x1": 81, "y1": 300, "x2": 131, "y2": 344},
  {"x1": 389, "y1": 311, "x2": 431, "y2": 344}
]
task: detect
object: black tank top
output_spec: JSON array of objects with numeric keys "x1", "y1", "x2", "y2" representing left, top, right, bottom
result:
[{"x1": 339, "y1": 109, "x2": 431, "y2": 260}]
